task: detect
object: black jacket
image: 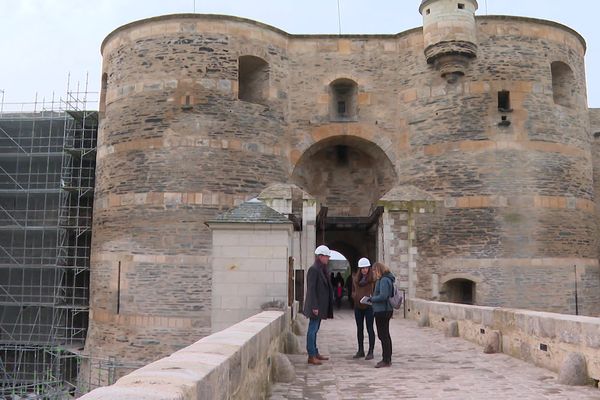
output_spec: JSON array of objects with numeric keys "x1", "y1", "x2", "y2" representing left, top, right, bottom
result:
[{"x1": 303, "y1": 259, "x2": 334, "y2": 320}]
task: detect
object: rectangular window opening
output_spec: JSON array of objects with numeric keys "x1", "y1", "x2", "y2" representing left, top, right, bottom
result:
[
  {"x1": 185, "y1": 95, "x2": 191, "y2": 105},
  {"x1": 458, "y1": 3, "x2": 465, "y2": 9},
  {"x1": 498, "y1": 91, "x2": 511, "y2": 112},
  {"x1": 540, "y1": 343, "x2": 548, "y2": 351},
  {"x1": 337, "y1": 101, "x2": 346, "y2": 115},
  {"x1": 117, "y1": 261, "x2": 121, "y2": 314},
  {"x1": 426, "y1": 8, "x2": 431, "y2": 15}
]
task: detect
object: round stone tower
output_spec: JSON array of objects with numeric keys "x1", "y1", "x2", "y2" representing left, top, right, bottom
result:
[
  {"x1": 419, "y1": 0, "x2": 478, "y2": 82},
  {"x1": 86, "y1": 15, "x2": 290, "y2": 382}
]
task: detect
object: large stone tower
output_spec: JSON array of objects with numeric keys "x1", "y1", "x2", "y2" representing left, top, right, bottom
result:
[{"x1": 85, "y1": 1, "x2": 599, "y2": 384}]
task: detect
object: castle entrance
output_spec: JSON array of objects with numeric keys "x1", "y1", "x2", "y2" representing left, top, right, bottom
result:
[
  {"x1": 291, "y1": 136, "x2": 397, "y2": 303},
  {"x1": 316, "y1": 206, "x2": 382, "y2": 309}
]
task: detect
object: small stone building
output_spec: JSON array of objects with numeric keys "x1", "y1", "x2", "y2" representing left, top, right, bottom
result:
[{"x1": 86, "y1": 0, "x2": 600, "y2": 381}]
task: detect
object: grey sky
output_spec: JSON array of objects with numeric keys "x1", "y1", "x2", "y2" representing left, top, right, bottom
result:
[{"x1": 1, "y1": 0, "x2": 600, "y2": 108}]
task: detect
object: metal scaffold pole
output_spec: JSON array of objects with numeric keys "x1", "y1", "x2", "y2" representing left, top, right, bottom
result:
[{"x1": 0, "y1": 81, "x2": 98, "y2": 398}]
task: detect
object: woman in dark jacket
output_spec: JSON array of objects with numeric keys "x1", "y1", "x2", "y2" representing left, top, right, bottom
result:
[
  {"x1": 369, "y1": 262, "x2": 395, "y2": 368},
  {"x1": 351, "y1": 257, "x2": 376, "y2": 360}
]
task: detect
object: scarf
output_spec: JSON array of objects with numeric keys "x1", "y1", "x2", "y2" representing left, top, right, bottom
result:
[{"x1": 358, "y1": 269, "x2": 371, "y2": 287}]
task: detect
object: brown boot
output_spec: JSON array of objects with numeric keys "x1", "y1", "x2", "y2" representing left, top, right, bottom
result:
[
  {"x1": 308, "y1": 356, "x2": 322, "y2": 365},
  {"x1": 316, "y1": 354, "x2": 329, "y2": 361}
]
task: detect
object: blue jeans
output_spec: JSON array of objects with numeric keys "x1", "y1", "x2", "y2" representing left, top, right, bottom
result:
[
  {"x1": 306, "y1": 318, "x2": 321, "y2": 357},
  {"x1": 354, "y1": 307, "x2": 375, "y2": 353}
]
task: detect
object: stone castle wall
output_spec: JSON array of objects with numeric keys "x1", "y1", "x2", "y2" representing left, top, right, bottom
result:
[
  {"x1": 90, "y1": 16, "x2": 290, "y2": 367},
  {"x1": 87, "y1": 12, "x2": 599, "y2": 376}
]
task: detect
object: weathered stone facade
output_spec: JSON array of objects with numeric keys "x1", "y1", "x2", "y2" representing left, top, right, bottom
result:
[{"x1": 87, "y1": 0, "x2": 600, "y2": 380}]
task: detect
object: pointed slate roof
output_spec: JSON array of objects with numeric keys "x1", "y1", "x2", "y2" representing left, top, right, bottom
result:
[{"x1": 207, "y1": 198, "x2": 291, "y2": 224}]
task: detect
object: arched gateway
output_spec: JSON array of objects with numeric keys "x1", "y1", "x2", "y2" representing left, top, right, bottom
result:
[{"x1": 291, "y1": 135, "x2": 397, "y2": 270}]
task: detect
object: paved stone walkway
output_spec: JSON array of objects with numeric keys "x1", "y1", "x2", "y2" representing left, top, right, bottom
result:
[{"x1": 269, "y1": 309, "x2": 600, "y2": 399}]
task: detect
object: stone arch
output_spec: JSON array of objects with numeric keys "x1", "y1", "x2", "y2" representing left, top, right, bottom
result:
[
  {"x1": 290, "y1": 125, "x2": 398, "y2": 173},
  {"x1": 551, "y1": 61, "x2": 575, "y2": 108},
  {"x1": 440, "y1": 274, "x2": 479, "y2": 305},
  {"x1": 291, "y1": 135, "x2": 397, "y2": 217},
  {"x1": 329, "y1": 78, "x2": 358, "y2": 121},
  {"x1": 238, "y1": 55, "x2": 269, "y2": 104}
]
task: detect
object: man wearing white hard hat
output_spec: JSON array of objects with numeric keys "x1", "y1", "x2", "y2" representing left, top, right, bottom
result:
[{"x1": 303, "y1": 245, "x2": 334, "y2": 365}]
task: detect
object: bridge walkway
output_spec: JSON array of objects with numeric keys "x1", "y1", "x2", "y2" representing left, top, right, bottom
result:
[{"x1": 269, "y1": 308, "x2": 599, "y2": 399}]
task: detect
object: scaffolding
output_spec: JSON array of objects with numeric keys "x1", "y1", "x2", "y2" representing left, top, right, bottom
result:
[{"x1": 0, "y1": 89, "x2": 98, "y2": 398}]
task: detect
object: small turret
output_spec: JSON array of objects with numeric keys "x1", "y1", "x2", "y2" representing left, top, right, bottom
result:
[{"x1": 419, "y1": 0, "x2": 478, "y2": 82}]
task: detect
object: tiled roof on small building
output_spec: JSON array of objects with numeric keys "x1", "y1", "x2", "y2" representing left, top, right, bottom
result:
[{"x1": 207, "y1": 198, "x2": 291, "y2": 224}]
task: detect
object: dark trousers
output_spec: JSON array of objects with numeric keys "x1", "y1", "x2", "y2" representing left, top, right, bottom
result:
[
  {"x1": 375, "y1": 311, "x2": 393, "y2": 363},
  {"x1": 354, "y1": 307, "x2": 375, "y2": 353}
]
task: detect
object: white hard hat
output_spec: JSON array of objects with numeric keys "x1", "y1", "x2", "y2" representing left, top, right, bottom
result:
[
  {"x1": 314, "y1": 245, "x2": 331, "y2": 257},
  {"x1": 358, "y1": 257, "x2": 371, "y2": 268}
]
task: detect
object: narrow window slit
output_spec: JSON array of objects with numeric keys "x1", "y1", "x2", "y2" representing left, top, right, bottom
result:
[{"x1": 498, "y1": 91, "x2": 511, "y2": 112}]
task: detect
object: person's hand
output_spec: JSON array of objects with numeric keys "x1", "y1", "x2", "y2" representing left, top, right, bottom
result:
[{"x1": 312, "y1": 309, "x2": 319, "y2": 316}]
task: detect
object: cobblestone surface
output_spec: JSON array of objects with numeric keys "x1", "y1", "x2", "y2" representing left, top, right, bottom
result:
[{"x1": 269, "y1": 310, "x2": 600, "y2": 399}]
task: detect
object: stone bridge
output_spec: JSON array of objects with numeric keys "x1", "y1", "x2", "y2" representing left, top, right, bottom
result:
[
  {"x1": 80, "y1": 300, "x2": 600, "y2": 399},
  {"x1": 270, "y1": 309, "x2": 599, "y2": 399}
]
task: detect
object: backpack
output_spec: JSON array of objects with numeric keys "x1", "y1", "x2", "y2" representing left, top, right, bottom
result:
[{"x1": 388, "y1": 279, "x2": 403, "y2": 310}]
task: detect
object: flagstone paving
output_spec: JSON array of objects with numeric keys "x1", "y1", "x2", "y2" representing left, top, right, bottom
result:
[{"x1": 269, "y1": 309, "x2": 600, "y2": 399}]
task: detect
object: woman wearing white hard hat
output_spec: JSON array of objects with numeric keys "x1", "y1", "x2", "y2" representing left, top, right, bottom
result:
[{"x1": 351, "y1": 257, "x2": 376, "y2": 360}]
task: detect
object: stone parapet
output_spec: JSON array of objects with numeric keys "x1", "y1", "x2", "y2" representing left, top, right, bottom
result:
[
  {"x1": 407, "y1": 299, "x2": 600, "y2": 383},
  {"x1": 79, "y1": 310, "x2": 290, "y2": 400}
]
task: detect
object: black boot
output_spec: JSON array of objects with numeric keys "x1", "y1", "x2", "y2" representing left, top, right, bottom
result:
[
  {"x1": 352, "y1": 349, "x2": 365, "y2": 358},
  {"x1": 365, "y1": 350, "x2": 374, "y2": 360}
]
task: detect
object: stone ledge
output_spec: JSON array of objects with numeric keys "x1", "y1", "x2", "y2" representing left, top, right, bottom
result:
[
  {"x1": 79, "y1": 310, "x2": 290, "y2": 400},
  {"x1": 421, "y1": 139, "x2": 589, "y2": 159},
  {"x1": 94, "y1": 190, "x2": 254, "y2": 210},
  {"x1": 438, "y1": 257, "x2": 599, "y2": 268},
  {"x1": 407, "y1": 299, "x2": 600, "y2": 384},
  {"x1": 444, "y1": 195, "x2": 595, "y2": 213},
  {"x1": 90, "y1": 309, "x2": 197, "y2": 329},
  {"x1": 97, "y1": 133, "x2": 284, "y2": 160}
]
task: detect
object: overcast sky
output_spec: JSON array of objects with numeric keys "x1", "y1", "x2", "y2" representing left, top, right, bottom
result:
[{"x1": 1, "y1": 0, "x2": 600, "y2": 108}]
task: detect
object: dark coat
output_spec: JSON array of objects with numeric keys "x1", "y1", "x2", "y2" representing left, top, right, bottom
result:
[
  {"x1": 352, "y1": 269, "x2": 375, "y2": 310},
  {"x1": 303, "y1": 259, "x2": 334, "y2": 320}
]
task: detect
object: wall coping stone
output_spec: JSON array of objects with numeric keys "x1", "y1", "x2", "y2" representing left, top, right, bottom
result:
[
  {"x1": 408, "y1": 299, "x2": 600, "y2": 383},
  {"x1": 79, "y1": 310, "x2": 290, "y2": 400},
  {"x1": 102, "y1": 14, "x2": 584, "y2": 56}
]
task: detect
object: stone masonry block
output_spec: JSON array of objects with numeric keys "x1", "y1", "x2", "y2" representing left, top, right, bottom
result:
[
  {"x1": 247, "y1": 246, "x2": 278, "y2": 258},
  {"x1": 558, "y1": 352, "x2": 588, "y2": 386},
  {"x1": 445, "y1": 321, "x2": 459, "y2": 337},
  {"x1": 220, "y1": 296, "x2": 247, "y2": 310},
  {"x1": 265, "y1": 259, "x2": 288, "y2": 272},
  {"x1": 483, "y1": 330, "x2": 500, "y2": 354},
  {"x1": 226, "y1": 259, "x2": 264, "y2": 272}
]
